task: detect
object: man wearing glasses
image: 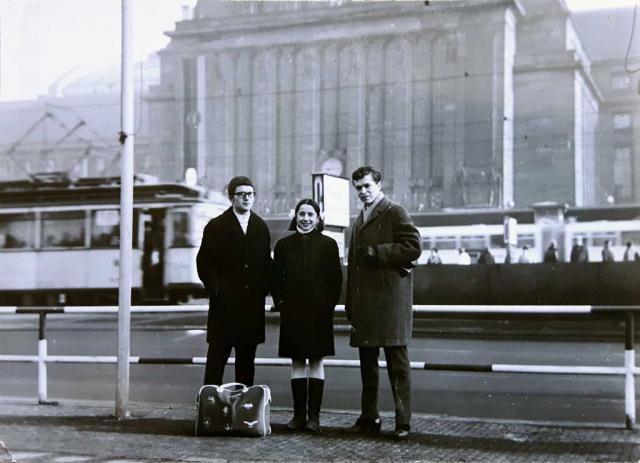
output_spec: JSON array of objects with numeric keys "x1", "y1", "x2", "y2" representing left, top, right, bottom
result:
[{"x1": 197, "y1": 176, "x2": 272, "y2": 386}]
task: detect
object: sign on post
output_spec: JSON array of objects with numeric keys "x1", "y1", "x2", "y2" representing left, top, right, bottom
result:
[
  {"x1": 312, "y1": 173, "x2": 350, "y2": 228},
  {"x1": 312, "y1": 173, "x2": 350, "y2": 259},
  {"x1": 504, "y1": 216, "x2": 517, "y2": 245}
]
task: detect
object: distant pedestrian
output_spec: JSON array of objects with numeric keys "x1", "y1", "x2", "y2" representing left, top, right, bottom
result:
[
  {"x1": 624, "y1": 241, "x2": 634, "y2": 262},
  {"x1": 578, "y1": 237, "x2": 589, "y2": 262},
  {"x1": 543, "y1": 241, "x2": 558, "y2": 263},
  {"x1": 457, "y1": 247, "x2": 471, "y2": 265},
  {"x1": 601, "y1": 240, "x2": 615, "y2": 263},
  {"x1": 271, "y1": 198, "x2": 342, "y2": 433},
  {"x1": 476, "y1": 247, "x2": 495, "y2": 264},
  {"x1": 345, "y1": 166, "x2": 421, "y2": 441},
  {"x1": 504, "y1": 246, "x2": 512, "y2": 264},
  {"x1": 570, "y1": 238, "x2": 581, "y2": 263},
  {"x1": 426, "y1": 247, "x2": 443, "y2": 265},
  {"x1": 517, "y1": 245, "x2": 531, "y2": 264},
  {"x1": 196, "y1": 176, "x2": 272, "y2": 387}
]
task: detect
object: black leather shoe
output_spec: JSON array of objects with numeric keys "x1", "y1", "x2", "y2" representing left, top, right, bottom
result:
[
  {"x1": 393, "y1": 425, "x2": 410, "y2": 441},
  {"x1": 348, "y1": 416, "x2": 381, "y2": 433}
]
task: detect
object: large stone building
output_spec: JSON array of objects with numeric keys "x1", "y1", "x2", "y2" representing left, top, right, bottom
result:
[
  {"x1": 2, "y1": 1, "x2": 638, "y2": 217},
  {"x1": 572, "y1": 7, "x2": 640, "y2": 205},
  {"x1": 150, "y1": 0, "x2": 522, "y2": 215},
  {"x1": 149, "y1": 0, "x2": 639, "y2": 216}
]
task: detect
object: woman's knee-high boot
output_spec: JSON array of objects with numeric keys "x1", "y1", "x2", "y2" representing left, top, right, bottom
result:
[
  {"x1": 306, "y1": 378, "x2": 324, "y2": 433},
  {"x1": 287, "y1": 378, "x2": 307, "y2": 430}
]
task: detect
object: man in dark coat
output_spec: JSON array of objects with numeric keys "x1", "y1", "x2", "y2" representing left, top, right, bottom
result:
[
  {"x1": 476, "y1": 247, "x2": 495, "y2": 264},
  {"x1": 345, "y1": 166, "x2": 422, "y2": 441},
  {"x1": 601, "y1": 239, "x2": 615, "y2": 263},
  {"x1": 578, "y1": 237, "x2": 590, "y2": 262},
  {"x1": 570, "y1": 238, "x2": 581, "y2": 263},
  {"x1": 196, "y1": 176, "x2": 272, "y2": 386},
  {"x1": 543, "y1": 241, "x2": 559, "y2": 263}
]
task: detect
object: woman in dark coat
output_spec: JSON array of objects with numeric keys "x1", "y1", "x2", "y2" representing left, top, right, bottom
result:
[{"x1": 271, "y1": 198, "x2": 342, "y2": 433}]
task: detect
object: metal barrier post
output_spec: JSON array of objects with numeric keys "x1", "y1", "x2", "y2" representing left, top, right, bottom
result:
[
  {"x1": 37, "y1": 312, "x2": 48, "y2": 404},
  {"x1": 625, "y1": 310, "x2": 636, "y2": 430}
]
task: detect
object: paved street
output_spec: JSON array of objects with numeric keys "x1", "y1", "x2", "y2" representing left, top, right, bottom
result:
[
  {"x1": 0, "y1": 401, "x2": 639, "y2": 462},
  {"x1": 0, "y1": 312, "x2": 635, "y2": 426}
]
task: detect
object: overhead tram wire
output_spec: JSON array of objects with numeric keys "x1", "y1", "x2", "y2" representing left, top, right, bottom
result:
[{"x1": 623, "y1": 4, "x2": 640, "y2": 94}]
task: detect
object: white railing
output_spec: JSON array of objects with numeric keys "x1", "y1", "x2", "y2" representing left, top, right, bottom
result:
[{"x1": 0, "y1": 304, "x2": 638, "y2": 429}]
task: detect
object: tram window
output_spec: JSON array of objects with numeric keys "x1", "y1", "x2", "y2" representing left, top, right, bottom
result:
[
  {"x1": 91, "y1": 210, "x2": 120, "y2": 247},
  {"x1": 432, "y1": 236, "x2": 457, "y2": 250},
  {"x1": 172, "y1": 211, "x2": 190, "y2": 247},
  {"x1": 489, "y1": 234, "x2": 504, "y2": 247},
  {"x1": 517, "y1": 234, "x2": 535, "y2": 248},
  {"x1": 622, "y1": 231, "x2": 640, "y2": 245},
  {"x1": 592, "y1": 233, "x2": 616, "y2": 247},
  {"x1": 41, "y1": 211, "x2": 85, "y2": 248},
  {"x1": 461, "y1": 236, "x2": 484, "y2": 250},
  {"x1": 0, "y1": 213, "x2": 34, "y2": 249}
]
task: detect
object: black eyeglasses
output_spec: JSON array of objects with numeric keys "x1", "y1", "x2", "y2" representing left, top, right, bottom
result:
[{"x1": 234, "y1": 191, "x2": 255, "y2": 199}]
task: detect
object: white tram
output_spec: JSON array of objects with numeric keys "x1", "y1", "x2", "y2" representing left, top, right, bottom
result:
[
  {"x1": 416, "y1": 213, "x2": 640, "y2": 265},
  {"x1": 0, "y1": 174, "x2": 227, "y2": 305}
]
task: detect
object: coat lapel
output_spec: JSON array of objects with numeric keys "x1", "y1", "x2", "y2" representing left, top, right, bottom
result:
[
  {"x1": 223, "y1": 208, "x2": 246, "y2": 239},
  {"x1": 357, "y1": 197, "x2": 390, "y2": 235}
]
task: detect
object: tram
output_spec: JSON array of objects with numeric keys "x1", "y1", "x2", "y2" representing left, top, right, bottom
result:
[
  {"x1": 410, "y1": 205, "x2": 640, "y2": 264},
  {"x1": 0, "y1": 173, "x2": 228, "y2": 305}
]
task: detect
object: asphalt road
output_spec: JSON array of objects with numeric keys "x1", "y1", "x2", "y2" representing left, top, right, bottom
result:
[{"x1": 0, "y1": 313, "x2": 634, "y2": 426}]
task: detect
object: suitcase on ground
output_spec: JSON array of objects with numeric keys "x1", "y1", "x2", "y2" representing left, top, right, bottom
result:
[{"x1": 195, "y1": 382, "x2": 271, "y2": 437}]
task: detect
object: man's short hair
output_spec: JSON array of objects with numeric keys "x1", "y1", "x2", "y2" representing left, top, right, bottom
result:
[
  {"x1": 227, "y1": 176, "x2": 255, "y2": 198},
  {"x1": 351, "y1": 166, "x2": 382, "y2": 184}
]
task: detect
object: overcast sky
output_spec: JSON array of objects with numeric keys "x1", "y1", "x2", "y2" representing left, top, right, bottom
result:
[
  {"x1": 0, "y1": 0, "x2": 197, "y2": 101},
  {"x1": 0, "y1": 0, "x2": 637, "y2": 102}
]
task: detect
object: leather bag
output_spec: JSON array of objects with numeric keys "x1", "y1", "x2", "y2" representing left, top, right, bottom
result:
[{"x1": 195, "y1": 382, "x2": 271, "y2": 437}]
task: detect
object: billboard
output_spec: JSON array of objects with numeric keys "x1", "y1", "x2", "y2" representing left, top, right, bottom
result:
[{"x1": 312, "y1": 173, "x2": 350, "y2": 228}]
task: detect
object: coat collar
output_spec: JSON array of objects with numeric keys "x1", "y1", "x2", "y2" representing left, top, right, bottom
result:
[
  {"x1": 355, "y1": 196, "x2": 392, "y2": 233},
  {"x1": 222, "y1": 207, "x2": 257, "y2": 238}
]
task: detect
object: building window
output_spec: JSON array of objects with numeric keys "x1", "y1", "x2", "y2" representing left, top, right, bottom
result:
[
  {"x1": 613, "y1": 113, "x2": 631, "y2": 130},
  {"x1": 614, "y1": 147, "x2": 632, "y2": 198},
  {"x1": 611, "y1": 75, "x2": 631, "y2": 90}
]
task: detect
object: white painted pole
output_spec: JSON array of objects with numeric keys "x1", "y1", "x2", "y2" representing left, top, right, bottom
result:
[
  {"x1": 116, "y1": 0, "x2": 134, "y2": 419},
  {"x1": 37, "y1": 314, "x2": 47, "y2": 403},
  {"x1": 625, "y1": 312, "x2": 636, "y2": 430}
]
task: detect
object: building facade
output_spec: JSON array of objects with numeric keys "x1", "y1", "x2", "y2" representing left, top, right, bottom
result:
[
  {"x1": 151, "y1": 0, "x2": 521, "y2": 215},
  {"x1": 3, "y1": 1, "x2": 637, "y2": 216}
]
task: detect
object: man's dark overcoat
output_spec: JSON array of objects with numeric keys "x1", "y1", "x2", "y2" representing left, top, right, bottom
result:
[
  {"x1": 196, "y1": 208, "x2": 272, "y2": 345},
  {"x1": 345, "y1": 197, "x2": 421, "y2": 347},
  {"x1": 271, "y1": 230, "x2": 342, "y2": 359}
]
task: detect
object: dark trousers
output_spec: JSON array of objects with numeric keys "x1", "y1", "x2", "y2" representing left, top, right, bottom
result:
[
  {"x1": 204, "y1": 338, "x2": 258, "y2": 386},
  {"x1": 358, "y1": 346, "x2": 411, "y2": 427}
]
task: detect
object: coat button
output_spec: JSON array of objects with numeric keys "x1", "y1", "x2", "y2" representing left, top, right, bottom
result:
[
  {"x1": 244, "y1": 264, "x2": 249, "y2": 269},
  {"x1": 244, "y1": 285, "x2": 249, "y2": 290}
]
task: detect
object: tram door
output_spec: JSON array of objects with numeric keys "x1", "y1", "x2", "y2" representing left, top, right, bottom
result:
[{"x1": 142, "y1": 209, "x2": 165, "y2": 300}]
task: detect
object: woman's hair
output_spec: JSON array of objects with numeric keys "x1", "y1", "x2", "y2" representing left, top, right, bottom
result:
[{"x1": 288, "y1": 198, "x2": 325, "y2": 231}]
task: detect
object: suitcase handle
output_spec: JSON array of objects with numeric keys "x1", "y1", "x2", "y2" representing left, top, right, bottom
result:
[
  {"x1": 195, "y1": 382, "x2": 247, "y2": 404},
  {"x1": 218, "y1": 382, "x2": 248, "y2": 393}
]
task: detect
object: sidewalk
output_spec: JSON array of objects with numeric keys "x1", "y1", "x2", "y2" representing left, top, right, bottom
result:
[{"x1": 0, "y1": 400, "x2": 639, "y2": 462}]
